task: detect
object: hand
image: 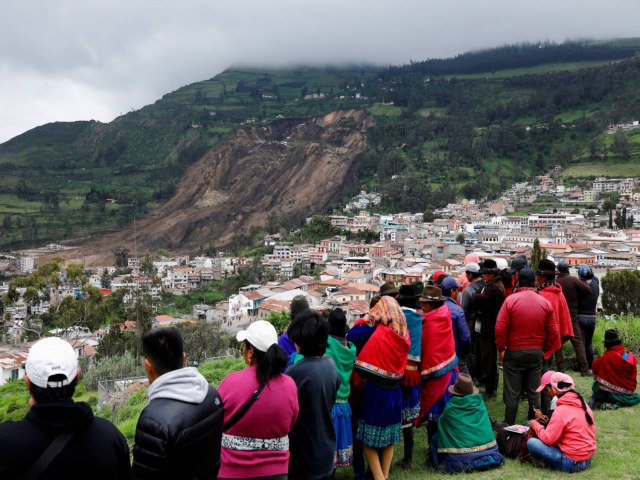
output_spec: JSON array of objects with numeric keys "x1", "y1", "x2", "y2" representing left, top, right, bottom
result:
[
  {"x1": 528, "y1": 419, "x2": 538, "y2": 429},
  {"x1": 498, "y1": 351, "x2": 505, "y2": 363}
]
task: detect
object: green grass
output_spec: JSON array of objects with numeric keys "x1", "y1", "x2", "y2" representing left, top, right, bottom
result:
[
  {"x1": 335, "y1": 368, "x2": 640, "y2": 480},
  {"x1": 368, "y1": 104, "x2": 403, "y2": 117},
  {"x1": 451, "y1": 59, "x2": 624, "y2": 79},
  {"x1": 555, "y1": 108, "x2": 600, "y2": 123},
  {"x1": 561, "y1": 162, "x2": 640, "y2": 178}
]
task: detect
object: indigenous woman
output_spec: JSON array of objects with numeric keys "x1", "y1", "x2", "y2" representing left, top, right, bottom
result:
[
  {"x1": 353, "y1": 295, "x2": 410, "y2": 480},
  {"x1": 218, "y1": 321, "x2": 299, "y2": 480},
  {"x1": 527, "y1": 373, "x2": 596, "y2": 473},
  {"x1": 432, "y1": 374, "x2": 504, "y2": 473},
  {"x1": 395, "y1": 285, "x2": 422, "y2": 469},
  {"x1": 591, "y1": 329, "x2": 640, "y2": 409},
  {"x1": 325, "y1": 308, "x2": 357, "y2": 468},
  {"x1": 417, "y1": 285, "x2": 459, "y2": 447}
]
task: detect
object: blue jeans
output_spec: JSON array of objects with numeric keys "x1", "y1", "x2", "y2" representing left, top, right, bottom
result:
[{"x1": 527, "y1": 438, "x2": 592, "y2": 473}]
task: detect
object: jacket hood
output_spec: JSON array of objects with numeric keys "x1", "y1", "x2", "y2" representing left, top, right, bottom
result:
[
  {"x1": 541, "y1": 284, "x2": 563, "y2": 294},
  {"x1": 557, "y1": 391, "x2": 584, "y2": 409},
  {"x1": 148, "y1": 367, "x2": 209, "y2": 404},
  {"x1": 27, "y1": 399, "x2": 93, "y2": 431}
]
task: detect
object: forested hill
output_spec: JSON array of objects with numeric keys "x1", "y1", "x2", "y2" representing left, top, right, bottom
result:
[{"x1": 1, "y1": 39, "x2": 640, "y2": 252}]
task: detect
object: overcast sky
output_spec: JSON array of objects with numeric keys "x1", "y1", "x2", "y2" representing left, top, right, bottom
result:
[{"x1": 1, "y1": 0, "x2": 639, "y2": 143}]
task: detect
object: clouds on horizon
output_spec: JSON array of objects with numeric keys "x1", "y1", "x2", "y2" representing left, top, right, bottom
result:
[{"x1": 1, "y1": 0, "x2": 639, "y2": 142}]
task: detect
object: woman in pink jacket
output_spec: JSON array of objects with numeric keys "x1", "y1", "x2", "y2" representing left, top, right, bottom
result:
[{"x1": 527, "y1": 372, "x2": 596, "y2": 473}]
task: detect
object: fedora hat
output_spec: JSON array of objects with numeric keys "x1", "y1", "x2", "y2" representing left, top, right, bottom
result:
[
  {"x1": 419, "y1": 285, "x2": 447, "y2": 303},
  {"x1": 379, "y1": 281, "x2": 398, "y2": 296},
  {"x1": 448, "y1": 373, "x2": 479, "y2": 396},
  {"x1": 536, "y1": 259, "x2": 557, "y2": 277}
]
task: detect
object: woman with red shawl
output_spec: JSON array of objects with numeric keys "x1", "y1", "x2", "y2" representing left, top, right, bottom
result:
[
  {"x1": 353, "y1": 295, "x2": 410, "y2": 480},
  {"x1": 591, "y1": 329, "x2": 640, "y2": 409},
  {"x1": 416, "y1": 285, "x2": 459, "y2": 449}
]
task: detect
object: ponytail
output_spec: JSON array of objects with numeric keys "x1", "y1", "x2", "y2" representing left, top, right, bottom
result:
[
  {"x1": 557, "y1": 386, "x2": 593, "y2": 426},
  {"x1": 245, "y1": 340, "x2": 288, "y2": 383}
]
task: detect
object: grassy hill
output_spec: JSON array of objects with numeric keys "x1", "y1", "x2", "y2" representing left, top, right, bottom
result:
[{"x1": 2, "y1": 39, "x2": 640, "y2": 250}]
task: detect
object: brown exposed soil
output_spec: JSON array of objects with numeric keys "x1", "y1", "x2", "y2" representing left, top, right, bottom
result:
[{"x1": 58, "y1": 109, "x2": 374, "y2": 266}]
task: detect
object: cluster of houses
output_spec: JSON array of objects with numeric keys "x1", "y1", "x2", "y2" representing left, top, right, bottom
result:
[{"x1": 2, "y1": 172, "x2": 640, "y2": 385}]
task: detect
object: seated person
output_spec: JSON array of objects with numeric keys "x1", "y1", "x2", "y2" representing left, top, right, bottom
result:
[
  {"x1": 527, "y1": 373, "x2": 596, "y2": 473},
  {"x1": 533, "y1": 370, "x2": 557, "y2": 424},
  {"x1": 431, "y1": 374, "x2": 504, "y2": 474},
  {"x1": 591, "y1": 329, "x2": 640, "y2": 409}
]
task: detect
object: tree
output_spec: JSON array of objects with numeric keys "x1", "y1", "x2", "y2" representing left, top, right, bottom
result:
[
  {"x1": 423, "y1": 208, "x2": 435, "y2": 223},
  {"x1": 113, "y1": 247, "x2": 130, "y2": 268},
  {"x1": 65, "y1": 263, "x2": 86, "y2": 285},
  {"x1": 612, "y1": 133, "x2": 630, "y2": 159},
  {"x1": 531, "y1": 238, "x2": 543, "y2": 270},
  {"x1": 455, "y1": 233, "x2": 465, "y2": 245},
  {"x1": 601, "y1": 270, "x2": 640, "y2": 315},
  {"x1": 175, "y1": 321, "x2": 232, "y2": 366},
  {"x1": 139, "y1": 253, "x2": 157, "y2": 278},
  {"x1": 265, "y1": 310, "x2": 291, "y2": 335}
]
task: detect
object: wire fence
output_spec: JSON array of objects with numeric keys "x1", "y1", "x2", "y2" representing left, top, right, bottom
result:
[{"x1": 97, "y1": 376, "x2": 148, "y2": 409}]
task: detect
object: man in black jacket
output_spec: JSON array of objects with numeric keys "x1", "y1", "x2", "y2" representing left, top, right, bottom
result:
[
  {"x1": 471, "y1": 259, "x2": 506, "y2": 399},
  {"x1": 132, "y1": 328, "x2": 224, "y2": 480},
  {"x1": 0, "y1": 337, "x2": 130, "y2": 479}
]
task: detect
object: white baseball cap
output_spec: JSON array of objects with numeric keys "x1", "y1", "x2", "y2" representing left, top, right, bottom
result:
[
  {"x1": 236, "y1": 320, "x2": 278, "y2": 353},
  {"x1": 26, "y1": 337, "x2": 78, "y2": 388},
  {"x1": 465, "y1": 262, "x2": 481, "y2": 273}
]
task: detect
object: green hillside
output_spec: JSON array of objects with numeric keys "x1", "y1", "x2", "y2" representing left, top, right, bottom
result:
[{"x1": 2, "y1": 40, "x2": 640, "y2": 250}]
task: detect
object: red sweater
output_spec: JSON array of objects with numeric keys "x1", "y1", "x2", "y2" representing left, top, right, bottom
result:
[
  {"x1": 538, "y1": 284, "x2": 574, "y2": 354},
  {"x1": 495, "y1": 287, "x2": 560, "y2": 357}
]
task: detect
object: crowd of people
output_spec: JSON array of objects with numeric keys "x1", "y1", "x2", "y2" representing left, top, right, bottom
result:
[{"x1": 0, "y1": 255, "x2": 638, "y2": 479}]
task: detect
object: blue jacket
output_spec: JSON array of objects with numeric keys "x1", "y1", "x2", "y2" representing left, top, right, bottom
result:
[
  {"x1": 445, "y1": 297, "x2": 471, "y2": 359},
  {"x1": 402, "y1": 307, "x2": 422, "y2": 362}
]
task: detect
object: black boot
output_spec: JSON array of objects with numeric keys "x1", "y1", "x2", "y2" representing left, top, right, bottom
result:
[{"x1": 396, "y1": 426, "x2": 414, "y2": 469}]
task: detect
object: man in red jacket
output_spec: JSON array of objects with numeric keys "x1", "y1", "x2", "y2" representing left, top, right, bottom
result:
[{"x1": 496, "y1": 268, "x2": 560, "y2": 424}]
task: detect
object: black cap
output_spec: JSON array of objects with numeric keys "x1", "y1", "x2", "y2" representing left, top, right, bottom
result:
[
  {"x1": 518, "y1": 268, "x2": 536, "y2": 286},
  {"x1": 328, "y1": 308, "x2": 349, "y2": 337},
  {"x1": 508, "y1": 256, "x2": 528, "y2": 273},
  {"x1": 557, "y1": 261, "x2": 570, "y2": 273}
]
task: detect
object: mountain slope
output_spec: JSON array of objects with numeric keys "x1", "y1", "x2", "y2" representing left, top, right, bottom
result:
[{"x1": 61, "y1": 109, "x2": 373, "y2": 265}]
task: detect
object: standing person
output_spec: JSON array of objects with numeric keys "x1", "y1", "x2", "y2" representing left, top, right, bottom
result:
[
  {"x1": 287, "y1": 310, "x2": 340, "y2": 480},
  {"x1": 325, "y1": 308, "x2": 357, "y2": 469},
  {"x1": 132, "y1": 328, "x2": 224, "y2": 480},
  {"x1": 471, "y1": 259, "x2": 505, "y2": 399},
  {"x1": 591, "y1": 329, "x2": 640, "y2": 409},
  {"x1": 442, "y1": 276, "x2": 471, "y2": 373},
  {"x1": 217, "y1": 321, "x2": 299, "y2": 480},
  {"x1": 0, "y1": 338, "x2": 131, "y2": 480},
  {"x1": 555, "y1": 261, "x2": 592, "y2": 376},
  {"x1": 507, "y1": 255, "x2": 528, "y2": 293},
  {"x1": 461, "y1": 262, "x2": 484, "y2": 381},
  {"x1": 535, "y1": 259, "x2": 574, "y2": 415},
  {"x1": 417, "y1": 285, "x2": 458, "y2": 451},
  {"x1": 456, "y1": 253, "x2": 480, "y2": 292},
  {"x1": 354, "y1": 296, "x2": 410, "y2": 480},
  {"x1": 395, "y1": 285, "x2": 423, "y2": 470},
  {"x1": 495, "y1": 268, "x2": 560, "y2": 425},
  {"x1": 527, "y1": 373, "x2": 596, "y2": 473},
  {"x1": 278, "y1": 295, "x2": 310, "y2": 357},
  {"x1": 347, "y1": 296, "x2": 378, "y2": 480},
  {"x1": 577, "y1": 264, "x2": 600, "y2": 370}
]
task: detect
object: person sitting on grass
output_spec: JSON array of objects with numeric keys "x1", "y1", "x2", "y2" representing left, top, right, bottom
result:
[
  {"x1": 590, "y1": 329, "x2": 640, "y2": 409},
  {"x1": 431, "y1": 373, "x2": 504, "y2": 474},
  {"x1": 527, "y1": 373, "x2": 596, "y2": 473}
]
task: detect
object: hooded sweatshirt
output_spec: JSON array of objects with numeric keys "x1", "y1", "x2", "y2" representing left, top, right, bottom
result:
[
  {"x1": 530, "y1": 391, "x2": 596, "y2": 462},
  {"x1": 147, "y1": 366, "x2": 209, "y2": 403}
]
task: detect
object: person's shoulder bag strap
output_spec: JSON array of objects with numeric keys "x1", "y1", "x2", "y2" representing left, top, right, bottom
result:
[
  {"x1": 22, "y1": 430, "x2": 76, "y2": 480},
  {"x1": 223, "y1": 380, "x2": 268, "y2": 432}
]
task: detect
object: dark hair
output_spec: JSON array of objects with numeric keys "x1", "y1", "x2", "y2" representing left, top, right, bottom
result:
[
  {"x1": 467, "y1": 270, "x2": 481, "y2": 279},
  {"x1": 435, "y1": 274, "x2": 449, "y2": 287},
  {"x1": 557, "y1": 384, "x2": 593, "y2": 425},
  {"x1": 30, "y1": 375, "x2": 78, "y2": 404},
  {"x1": 141, "y1": 328, "x2": 184, "y2": 375},
  {"x1": 244, "y1": 340, "x2": 287, "y2": 382},
  {"x1": 397, "y1": 295, "x2": 418, "y2": 309},
  {"x1": 287, "y1": 310, "x2": 328, "y2": 357}
]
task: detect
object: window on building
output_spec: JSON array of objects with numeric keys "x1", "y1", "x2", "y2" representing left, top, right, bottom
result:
[{"x1": 11, "y1": 368, "x2": 19, "y2": 381}]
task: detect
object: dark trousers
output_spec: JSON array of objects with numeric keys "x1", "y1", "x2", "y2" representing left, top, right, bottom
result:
[
  {"x1": 503, "y1": 349, "x2": 543, "y2": 425},
  {"x1": 478, "y1": 336, "x2": 498, "y2": 395},
  {"x1": 540, "y1": 357, "x2": 553, "y2": 416},
  {"x1": 555, "y1": 316, "x2": 589, "y2": 374},
  {"x1": 578, "y1": 314, "x2": 597, "y2": 369}
]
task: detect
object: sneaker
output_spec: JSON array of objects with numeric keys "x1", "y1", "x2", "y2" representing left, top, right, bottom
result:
[{"x1": 581, "y1": 370, "x2": 593, "y2": 377}]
